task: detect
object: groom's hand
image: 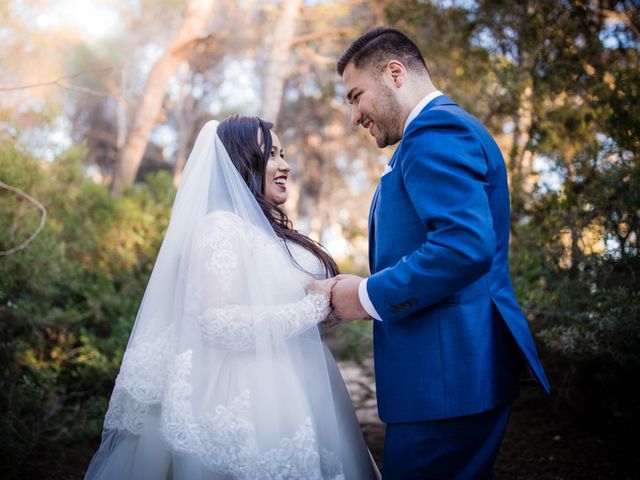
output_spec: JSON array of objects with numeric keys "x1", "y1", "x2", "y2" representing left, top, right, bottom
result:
[{"x1": 330, "y1": 274, "x2": 371, "y2": 321}]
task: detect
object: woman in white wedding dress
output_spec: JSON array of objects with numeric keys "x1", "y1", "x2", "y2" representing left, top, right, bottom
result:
[{"x1": 84, "y1": 116, "x2": 380, "y2": 480}]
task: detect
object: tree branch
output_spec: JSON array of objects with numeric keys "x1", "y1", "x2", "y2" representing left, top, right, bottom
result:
[
  {"x1": 0, "y1": 66, "x2": 119, "y2": 96},
  {"x1": 0, "y1": 180, "x2": 47, "y2": 256},
  {"x1": 601, "y1": 7, "x2": 639, "y2": 36},
  {"x1": 290, "y1": 27, "x2": 355, "y2": 47}
]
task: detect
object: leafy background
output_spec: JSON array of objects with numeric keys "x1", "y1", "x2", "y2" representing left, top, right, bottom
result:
[{"x1": 1, "y1": 0, "x2": 638, "y2": 478}]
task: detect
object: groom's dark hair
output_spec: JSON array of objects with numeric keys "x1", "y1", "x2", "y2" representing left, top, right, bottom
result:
[{"x1": 337, "y1": 27, "x2": 429, "y2": 77}]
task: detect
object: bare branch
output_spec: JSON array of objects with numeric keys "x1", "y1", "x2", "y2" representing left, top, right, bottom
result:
[
  {"x1": 290, "y1": 27, "x2": 355, "y2": 47},
  {"x1": 0, "y1": 180, "x2": 47, "y2": 256},
  {"x1": 299, "y1": 43, "x2": 336, "y2": 66},
  {"x1": 0, "y1": 66, "x2": 119, "y2": 96},
  {"x1": 56, "y1": 82, "x2": 112, "y2": 97}
]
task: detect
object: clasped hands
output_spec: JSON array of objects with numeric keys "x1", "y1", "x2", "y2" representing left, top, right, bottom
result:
[{"x1": 308, "y1": 274, "x2": 371, "y2": 323}]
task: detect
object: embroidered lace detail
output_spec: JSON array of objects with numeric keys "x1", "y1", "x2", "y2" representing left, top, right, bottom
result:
[
  {"x1": 103, "y1": 386, "x2": 150, "y2": 434},
  {"x1": 161, "y1": 350, "x2": 345, "y2": 479},
  {"x1": 192, "y1": 213, "x2": 332, "y2": 350},
  {"x1": 200, "y1": 214, "x2": 242, "y2": 294},
  {"x1": 104, "y1": 326, "x2": 173, "y2": 433},
  {"x1": 198, "y1": 292, "x2": 330, "y2": 351}
]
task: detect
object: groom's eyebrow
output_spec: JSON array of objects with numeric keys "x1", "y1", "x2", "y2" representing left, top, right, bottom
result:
[{"x1": 345, "y1": 87, "x2": 357, "y2": 104}]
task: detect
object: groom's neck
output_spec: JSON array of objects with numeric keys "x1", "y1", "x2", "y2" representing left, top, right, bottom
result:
[{"x1": 398, "y1": 75, "x2": 437, "y2": 125}]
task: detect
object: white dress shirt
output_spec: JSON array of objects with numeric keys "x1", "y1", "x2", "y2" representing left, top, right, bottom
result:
[{"x1": 358, "y1": 91, "x2": 444, "y2": 321}]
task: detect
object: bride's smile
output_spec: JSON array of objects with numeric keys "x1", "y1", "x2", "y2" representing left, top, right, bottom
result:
[{"x1": 264, "y1": 131, "x2": 290, "y2": 206}]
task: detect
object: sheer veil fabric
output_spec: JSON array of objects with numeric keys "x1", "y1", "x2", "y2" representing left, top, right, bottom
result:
[{"x1": 85, "y1": 121, "x2": 379, "y2": 479}]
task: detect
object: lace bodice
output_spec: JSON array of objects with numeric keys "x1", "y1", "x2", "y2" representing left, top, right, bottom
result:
[{"x1": 192, "y1": 212, "x2": 331, "y2": 351}]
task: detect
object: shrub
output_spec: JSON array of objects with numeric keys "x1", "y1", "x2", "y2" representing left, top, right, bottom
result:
[{"x1": 0, "y1": 142, "x2": 174, "y2": 477}]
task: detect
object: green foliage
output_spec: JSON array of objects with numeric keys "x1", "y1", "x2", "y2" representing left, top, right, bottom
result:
[
  {"x1": 537, "y1": 287, "x2": 640, "y2": 366},
  {"x1": 511, "y1": 156, "x2": 640, "y2": 368},
  {"x1": 385, "y1": 0, "x2": 495, "y2": 121},
  {"x1": 0, "y1": 1, "x2": 638, "y2": 475},
  {"x1": 325, "y1": 319, "x2": 374, "y2": 364},
  {"x1": 0, "y1": 142, "x2": 175, "y2": 477},
  {"x1": 506, "y1": 1, "x2": 639, "y2": 371}
]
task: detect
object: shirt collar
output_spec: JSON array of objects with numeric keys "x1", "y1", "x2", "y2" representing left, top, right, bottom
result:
[{"x1": 403, "y1": 90, "x2": 443, "y2": 135}]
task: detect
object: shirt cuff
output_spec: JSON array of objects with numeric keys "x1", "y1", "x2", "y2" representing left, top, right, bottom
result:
[{"x1": 358, "y1": 278, "x2": 382, "y2": 321}]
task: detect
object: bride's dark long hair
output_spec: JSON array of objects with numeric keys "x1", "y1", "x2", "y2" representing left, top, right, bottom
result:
[{"x1": 217, "y1": 115, "x2": 339, "y2": 277}]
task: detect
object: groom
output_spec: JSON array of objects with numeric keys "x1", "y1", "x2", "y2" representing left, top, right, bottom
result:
[{"x1": 331, "y1": 27, "x2": 550, "y2": 479}]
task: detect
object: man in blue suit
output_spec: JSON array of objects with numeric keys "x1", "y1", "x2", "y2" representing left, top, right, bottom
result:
[{"x1": 331, "y1": 27, "x2": 550, "y2": 479}]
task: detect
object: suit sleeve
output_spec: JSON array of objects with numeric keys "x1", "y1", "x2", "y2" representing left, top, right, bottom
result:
[{"x1": 367, "y1": 110, "x2": 496, "y2": 322}]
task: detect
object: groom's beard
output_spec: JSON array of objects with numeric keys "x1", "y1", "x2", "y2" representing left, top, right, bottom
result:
[{"x1": 372, "y1": 83, "x2": 403, "y2": 148}]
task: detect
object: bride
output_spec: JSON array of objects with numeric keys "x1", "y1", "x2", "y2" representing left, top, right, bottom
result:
[{"x1": 84, "y1": 116, "x2": 380, "y2": 479}]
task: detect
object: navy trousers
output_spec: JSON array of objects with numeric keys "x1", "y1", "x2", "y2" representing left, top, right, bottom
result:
[{"x1": 382, "y1": 402, "x2": 512, "y2": 480}]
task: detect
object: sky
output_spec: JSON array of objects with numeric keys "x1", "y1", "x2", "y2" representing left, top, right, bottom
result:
[{"x1": 14, "y1": 0, "x2": 123, "y2": 39}]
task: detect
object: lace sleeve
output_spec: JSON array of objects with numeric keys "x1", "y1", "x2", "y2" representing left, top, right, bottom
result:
[
  {"x1": 197, "y1": 292, "x2": 330, "y2": 351},
  {"x1": 191, "y1": 212, "x2": 330, "y2": 351}
]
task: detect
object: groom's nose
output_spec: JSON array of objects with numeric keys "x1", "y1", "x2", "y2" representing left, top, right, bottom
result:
[{"x1": 351, "y1": 107, "x2": 362, "y2": 127}]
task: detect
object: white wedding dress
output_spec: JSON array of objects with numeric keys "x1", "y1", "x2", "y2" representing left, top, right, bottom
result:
[{"x1": 84, "y1": 121, "x2": 379, "y2": 480}]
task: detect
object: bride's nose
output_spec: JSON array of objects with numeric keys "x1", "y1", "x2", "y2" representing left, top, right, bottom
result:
[{"x1": 277, "y1": 160, "x2": 291, "y2": 173}]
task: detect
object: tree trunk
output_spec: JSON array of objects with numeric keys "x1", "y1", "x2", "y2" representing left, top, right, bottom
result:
[
  {"x1": 172, "y1": 74, "x2": 201, "y2": 187},
  {"x1": 259, "y1": 0, "x2": 302, "y2": 125},
  {"x1": 508, "y1": 84, "x2": 535, "y2": 219},
  {"x1": 111, "y1": 0, "x2": 217, "y2": 194},
  {"x1": 510, "y1": 86, "x2": 533, "y2": 177},
  {"x1": 115, "y1": 67, "x2": 129, "y2": 150}
]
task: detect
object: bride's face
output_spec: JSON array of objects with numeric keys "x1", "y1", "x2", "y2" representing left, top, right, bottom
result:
[{"x1": 263, "y1": 131, "x2": 290, "y2": 206}]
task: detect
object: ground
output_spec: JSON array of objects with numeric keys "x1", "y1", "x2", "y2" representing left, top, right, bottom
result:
[{"x1": 339, "y1": 359, "x2": 639, "y2": 480}]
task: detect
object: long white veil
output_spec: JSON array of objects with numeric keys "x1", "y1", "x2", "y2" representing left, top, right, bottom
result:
[{"x1": 85, "y1": 121, "x2": 376, "y2": 479}]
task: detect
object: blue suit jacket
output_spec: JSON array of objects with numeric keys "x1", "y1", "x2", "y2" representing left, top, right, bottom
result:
[{"x1": 367, "y1": 95, "x2": 550, "y2": 423}]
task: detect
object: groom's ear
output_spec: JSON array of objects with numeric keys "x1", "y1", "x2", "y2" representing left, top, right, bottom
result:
[{"x1": 385, "y1": 60, "x2": 406, "y2": 88}]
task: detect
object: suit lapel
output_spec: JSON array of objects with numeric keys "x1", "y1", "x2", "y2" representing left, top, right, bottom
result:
[
  {"x1": 368, "y1": 185, "x2": 380, "y2": 270},
  {"x1": 368, "y1": 148, "x2": 399, "y2": 272},
  {"x1": 367, "y1": 96, "x2": 455, "y2": 271}
]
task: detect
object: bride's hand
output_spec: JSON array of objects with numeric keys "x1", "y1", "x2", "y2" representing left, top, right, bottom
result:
[{"x1": 308, "y1": 278, "x2": 337, "y2": 297}]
